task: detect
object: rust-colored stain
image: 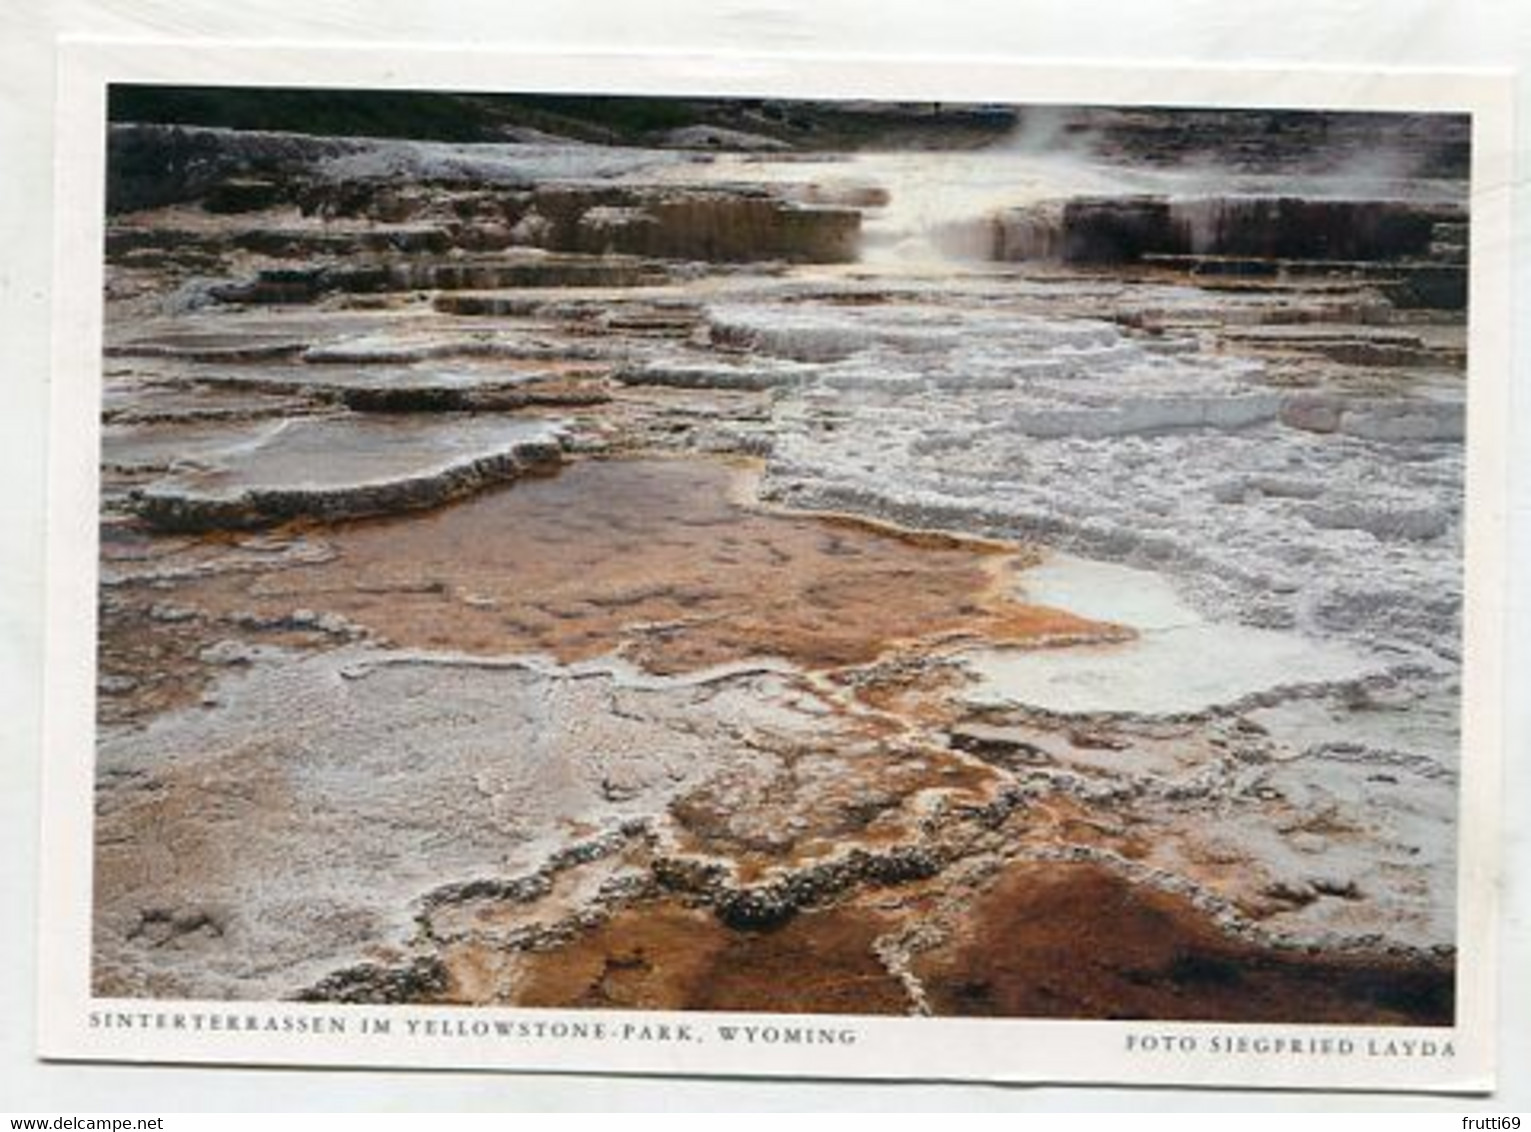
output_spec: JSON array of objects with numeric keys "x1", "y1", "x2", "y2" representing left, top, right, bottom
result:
[
  {"x1": 912, "y1": 861, "x2": 1453, "y2": 1024},
  {"x1": 506, "y1": 899, "x2": 909, "y2": 1014}
]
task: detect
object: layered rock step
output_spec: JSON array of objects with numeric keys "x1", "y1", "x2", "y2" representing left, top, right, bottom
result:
[
  {"x1": 934, "y1": 195, "x2": 1469, "y2": 309},
  {"x1": 111, "y1": 415, "x2": 568, "y2": 530}
]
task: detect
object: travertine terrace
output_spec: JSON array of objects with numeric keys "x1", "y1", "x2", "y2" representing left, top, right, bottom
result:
[{"x1": 94, "y1": 101, "x2": 1467, "y2": 1022}]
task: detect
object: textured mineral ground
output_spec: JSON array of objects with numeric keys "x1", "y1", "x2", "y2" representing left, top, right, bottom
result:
[{"x1": 94, "y1": 101, "x2": 1467, "y2": 1024}]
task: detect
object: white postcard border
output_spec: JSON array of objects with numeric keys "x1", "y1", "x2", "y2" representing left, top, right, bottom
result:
[{"x1": 38, "y1": 39, "x2": 1515, "y2": 1093}]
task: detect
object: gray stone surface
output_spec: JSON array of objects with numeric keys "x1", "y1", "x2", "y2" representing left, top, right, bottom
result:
[
  {"x1": 126, "y1": 416, "x2": 569, "y2": 530},
  {"x1": 94, "y1": 649, "x2": 829, "y2": 999}
]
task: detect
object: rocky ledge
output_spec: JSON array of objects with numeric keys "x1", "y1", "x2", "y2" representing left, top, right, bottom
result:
[{"x1": 118, "y1": 416, "x2": 568, "y2": 531}]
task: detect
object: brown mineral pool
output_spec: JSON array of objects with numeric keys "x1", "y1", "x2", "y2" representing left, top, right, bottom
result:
[
  {"x1": 912, "y1": 861, "x2": 1454, "y2": 1025},
  {"x1": 167, "y1": 455, "x2": 1126, "y2": 675}
]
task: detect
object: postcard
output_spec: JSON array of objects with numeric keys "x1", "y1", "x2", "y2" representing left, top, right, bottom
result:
[{"x1": 37, "y1": 41, "x2": 1512, "y2": 1091}]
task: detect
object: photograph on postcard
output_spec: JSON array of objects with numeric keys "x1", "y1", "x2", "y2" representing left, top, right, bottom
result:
[
  {"x1": 92, "y1": 86, "x2": 1467, "y2": 1019},
  {"x1": 53, "y1": 60, "x2": 1503, "y2": 1087}
]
